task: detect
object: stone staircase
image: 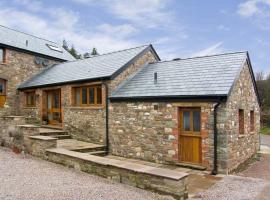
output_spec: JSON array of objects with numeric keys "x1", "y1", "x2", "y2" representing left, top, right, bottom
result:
[
  {"x1": 38, "y1": 127, "x2": 107, "y2": 156},
  {"x1": 56, "y1": 138, "x2": 107, "y2": 156},
  {"x1": 39, "y1": 128, "x2": 71, "y2": 140}
]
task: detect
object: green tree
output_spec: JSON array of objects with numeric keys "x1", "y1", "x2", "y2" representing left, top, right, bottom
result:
[
  {"x1": 91, "y1": 47, "x2": 98, "y2": 55},
  {"x1": 69, "y1": 45, "x2": 81, "y2": 59},
  {"x1": 62, "y1": 39, "x2": 69, "y2": 51}
]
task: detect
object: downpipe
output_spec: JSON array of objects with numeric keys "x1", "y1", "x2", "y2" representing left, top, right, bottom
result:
[
  {"x1": 211, "y1": 101, "x2": 221, "y2": 175},
  {"x1": 104, "y1": 82, "x2": 109, "y2": 155}
]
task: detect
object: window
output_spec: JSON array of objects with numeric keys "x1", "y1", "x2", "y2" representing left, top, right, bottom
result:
[
  {"x1": 239, "y1": 109, "x2": 244, "y2": 134},
  {"x1": 181, "y1": 108, "x2": 201, "y2": 132},
  {"x1": 25, "y1": 91, "x2": 36, "y2": 107},
  {"x1": 0, "y1": 48, "x2": 6, "y2": 64},
  {"x1": 46, "y1": 44, "x2": 63, "y2": 52},
  {"x1": 250, "y1": 110, "x2": 255, "y2": 132},
  {"x1": 0, "y1": 79, "x2": 6, "y2": 107},
  {"x1": 73, "y1": 85, "x2": 103, "y2": 107}
]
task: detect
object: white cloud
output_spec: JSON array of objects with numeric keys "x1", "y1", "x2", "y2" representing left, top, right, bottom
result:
[
  {"x1": 106, "y1": 0, "x2": 173, "y2": 28},
  {"x1": 237, "y1": 0, "x2": 270, "y2": 17},
  {"x1": 238, "y1": 0, "x2": 261, "y2": 17},
  {"x1": 191, "y1": 42, "x2": 224, "y2": 57},
  {"x1": 237, "y1": 0, "x2": 270, "y2": 30},
  {"x1": 70, "y1": 0, "x2": 175, "y2": 28},
  {"x1": 0, "y1": 1, "x2": 139, "y2": 54},
  {"x1": 97, "y1": 24, "x2": 138, "y2": 38},
  {"x1": 217, "y1": 24, "x2": 230, "y2": 31}
]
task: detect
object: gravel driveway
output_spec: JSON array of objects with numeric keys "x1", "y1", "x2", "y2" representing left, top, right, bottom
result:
[
  {"x1": 261, "y1": 134, "x2": 270, "y2": 148},
  {"x1": 190, "y1": 135, "x2": 270, "y2": 200},
  {"x1": 0, "y1": 147, "x2": 173, "y2": 200}
]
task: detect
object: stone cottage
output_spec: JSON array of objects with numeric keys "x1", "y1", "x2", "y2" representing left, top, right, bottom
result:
[
  {"x1": 0, "y1": 25, "x2": 74, "y2": 117},
  {"x1": 0, "y1": 25, "x2": 260, "y2": 174}
]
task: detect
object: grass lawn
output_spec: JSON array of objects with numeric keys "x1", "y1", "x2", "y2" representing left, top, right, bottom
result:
[{"x1": 261, "y1": 126, "x2": 270, "y2": 135}]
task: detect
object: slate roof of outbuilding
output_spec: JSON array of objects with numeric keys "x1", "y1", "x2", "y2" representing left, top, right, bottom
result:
[
  {"x1": 111, "y1": 52, "x2": 249, "y2": 99},
  {"x1": 0, "y1": 25, "x2": 74, "y2": 61},
  {"x1": 18, "y1": 44, "x2": 157, "y2": 89}
]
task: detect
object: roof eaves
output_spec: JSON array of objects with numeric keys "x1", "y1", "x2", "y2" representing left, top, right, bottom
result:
[
  {"x1": 0, "y1": 43, "x2": 73, "y2": 62},
  {"x1": 110, "y1": 94, "x2": 228, "y2": 102},
  {"x1": 246, "y1": 52, "x2": 261, "y2": 106},
  {"x1": 18, "y1": 75, "x2": 111, "y2": 90}
]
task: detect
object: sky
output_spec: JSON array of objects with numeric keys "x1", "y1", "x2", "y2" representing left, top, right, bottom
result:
[{"x1": 0, "y1": 0, "x2": 270, "y2": 73}]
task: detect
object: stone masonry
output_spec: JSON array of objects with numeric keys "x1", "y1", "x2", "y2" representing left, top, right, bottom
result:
[
  {"x1": 109, "y1": 102, "x2": 218, "y2": 170},
  {"x1": 0, "y1": 48, "x2": 60, "y2": 116},
  {"x1": 224, "y1": 62, "x2": 260, "y2": 173}
]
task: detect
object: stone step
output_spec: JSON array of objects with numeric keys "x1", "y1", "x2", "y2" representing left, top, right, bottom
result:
[
  {"x1": 87, "y1": 150, "x2": 107, "y2": 156},
  {"x1": 72, "y1": 146, "x2": 106, "y2": 153},
  {"x1": 39, "y1": 128, "x2": 68, "y2": 136},
  {"x1": 50, "y1": 135, "x2": 72, "y2": 140}
]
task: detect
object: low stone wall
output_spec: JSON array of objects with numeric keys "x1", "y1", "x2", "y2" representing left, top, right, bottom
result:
[
  {"x1": 46, "y1": 148, "x2": 188, "y2": 200},
  {"x1": 27, "y1": 135, "x2": 57, "y2": 158},
  {"x1": 0, "y1": 116, "x2": 26, "y2": 147},
  {"x1": 0, "y1": 117, "x2": 56, "y2": 157}
]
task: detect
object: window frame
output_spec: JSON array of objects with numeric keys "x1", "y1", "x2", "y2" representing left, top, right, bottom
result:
[
  {"x1": 0, "y1": 79, "x2": 7, "y2": 108},
  {"x1": 239, "y1": 109, "x2": 245, "y2": 135},
  {"x1": 0, "y1": 48, "x2": 7, "y2": 64},
  {"x1": 250, "y1": 110, "x2": 255, "y2": 132},
  {"x1": 72, "y1": 84, "x2": 103, "y2": 107},
  {"x1": 25, "y1": 91, "x2": 36, "y2": 107}
]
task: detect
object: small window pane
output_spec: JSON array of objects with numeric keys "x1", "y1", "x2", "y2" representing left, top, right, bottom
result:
[
  {"x1": 89, "y1": 88, "x2": 95, "y2": 104},
  {"x1": 75, "y1": 88, "x2": 80, "y2": 106},
  {"x1": 53, "y1": 92, "x2": 59, "y2": 108},
  {"x1": 183, "y1": 111, "x2": 190, "y2": 131},
  {"x1": 193, "y1": 111, "x2": 201, "y2": 132},
  {"x1": 239, "y1": 109, "x2": 244, "y2": 134},
  {"x1": 250, "y1": 111, "x2": 255, "y2": 132},
  {"x1": 0, "y1": 84, "x2": 3, "y2": 94},
  {"x1": 82, "y1": 88, "x2": 87, "y2": 104},
  {"x1": 0, "y1": 49, "x2": 3, "y2": 63},
  {"x1": 97, "y1": 86, "x2": 102, "y2": 104}
]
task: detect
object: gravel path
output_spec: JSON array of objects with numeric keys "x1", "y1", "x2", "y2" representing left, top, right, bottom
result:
[
  {"x1": 0, "y1": 147, "x2": 173, "y2": 200},
  {"x1": 261, "y1": 134, "x2": 270, "y2": 148},
  {"x1": 190, "y1": 175, "x2": 270, "y2": 200}
]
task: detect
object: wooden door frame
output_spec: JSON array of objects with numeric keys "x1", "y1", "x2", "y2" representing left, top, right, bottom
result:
[
  {"x1": 43, "y1": 89, "x2": 62, "y2": 126},
  {"x1": 178, "y1": 107, "x2": 202, "y2": 165}
]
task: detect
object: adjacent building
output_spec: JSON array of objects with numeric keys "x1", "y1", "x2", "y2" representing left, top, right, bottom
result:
[{"x1": 0, "y1": 25, "x2": 74, "y2": 117}]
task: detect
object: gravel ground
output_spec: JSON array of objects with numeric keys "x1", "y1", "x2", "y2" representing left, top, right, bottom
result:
[
  {"x1": 0, "y1": 147, "x2": 173, "y2": 200},
  {"x1": 190, "y1": 175, "x2": 270, "y2": 200},
  {"x1": 261, "y1": 134, "x2": 270, "y2": 148},
  {"x1": 238, "y1": 154, "x2": 270, "y2": 181}
]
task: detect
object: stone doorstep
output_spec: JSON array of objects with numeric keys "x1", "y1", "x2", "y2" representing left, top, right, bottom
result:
[
  {"x1": 2, "y1": 115, "x2": 26, "y2": 119},
  {"x1": 18, "y1": 124, "x2": 40, "y2": 128},
  {"x1": 56, "y1": 139, "x2": 105, "y2": 152},
  {"x1": 29, "y1": 135, "x2": 58, "y2": 141},
  {"x1": 46, "y1": 148, "x2": 188, "y2": 181},
  {"x1": 39, "y1": 128, "x2": 67, "y2": 134}
]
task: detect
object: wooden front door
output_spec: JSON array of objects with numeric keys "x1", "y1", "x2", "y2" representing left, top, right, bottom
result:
[
  {"x1": 46, "y1": 89, "x2": 61, "y2": 125},
  {"x1": 179, "y1": 108, "x2": 202, "y2": 164}
]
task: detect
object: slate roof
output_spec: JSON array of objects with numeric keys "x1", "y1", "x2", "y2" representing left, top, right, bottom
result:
[
  {"x1": 19, "y1": 44, "x2": 157, "y2": 89},
  {"x1": 111, "y1": 52, "x2": 248, "y2": 99},
  {"x1": 0, "y1": 25, "x2": 74, "y2": 61}
]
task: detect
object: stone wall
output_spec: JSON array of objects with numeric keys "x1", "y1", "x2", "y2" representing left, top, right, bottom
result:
[
  {"x1": 108, "y1": 50, "x2": 157, "y2": 93},
  {"x1": 109, "y1": 101, "x2": 218, "y2": 170},
  {"x1": 224, "y1": 62, "x2": 260, "y2": 173},
  {"x1": 0, "y1": 48, "x2": 60, "y2": 116}
]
